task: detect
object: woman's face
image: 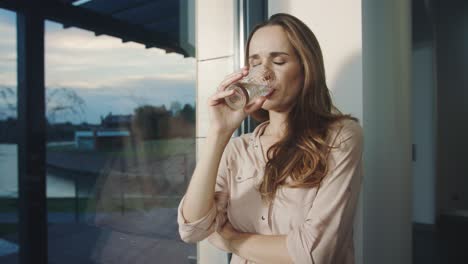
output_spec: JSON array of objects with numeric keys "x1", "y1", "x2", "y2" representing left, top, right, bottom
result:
[{"x1": 248, "y1": 25, "x2": 304, "y2": 113}]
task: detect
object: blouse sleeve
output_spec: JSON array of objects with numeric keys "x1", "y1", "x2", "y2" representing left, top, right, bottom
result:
[
  {"x1": 285, "y1": 120, "x2": 364, "y2": 264},
  {"x1": 177, "y1": 140, "x2": 232, "y2": 243}
]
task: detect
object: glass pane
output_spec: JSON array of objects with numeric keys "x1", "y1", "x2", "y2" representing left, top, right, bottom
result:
[
  {"x1": 0, "y1": 8, "x2": 18, "y2": 263},
  {"x1": 44, "y1": 4, "x2": 196, "y2": 263}
]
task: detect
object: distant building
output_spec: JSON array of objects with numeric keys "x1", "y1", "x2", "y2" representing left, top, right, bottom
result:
[
  {"x1": 75, "y1": 113, "x2": 134, "y2": 150},
  {"x1": 75, "y1": 130, "x2": 131, "y2": 150},
  {"x1": 100, "y1": 113, "x2": 133, "y2": 129}
]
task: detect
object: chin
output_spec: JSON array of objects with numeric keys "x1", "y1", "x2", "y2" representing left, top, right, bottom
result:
[
  {"x1": 261, "y1": 100, "x2": 289, "y2": 113},
  {"x1": 261, "y1": 100, "x2": 275, "y2": 110}
]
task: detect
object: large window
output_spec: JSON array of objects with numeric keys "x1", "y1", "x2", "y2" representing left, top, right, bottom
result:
[
  {"x1": 0, "y1": 8, "x2": 18, "y2": 263},
  {"x1": 44, "y1": 16, "x2": 196, "y2": 264},
  {"x1": 0, "y1": 1, "x2": 196, "y2": 262}
]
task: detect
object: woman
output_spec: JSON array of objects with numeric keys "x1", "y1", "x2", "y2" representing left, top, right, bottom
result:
[{"x1": 178, "y1": 13, "x2": 363, "y2": 264}]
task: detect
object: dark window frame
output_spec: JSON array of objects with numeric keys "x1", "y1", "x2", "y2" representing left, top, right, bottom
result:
[{"x1": 236, "y1": 0, "x2": 269, "y2": 136}]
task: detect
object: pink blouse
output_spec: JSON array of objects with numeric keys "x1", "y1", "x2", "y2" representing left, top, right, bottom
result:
[{"x1": 178, "y1": 119, "x2": 363, "y2": 264}]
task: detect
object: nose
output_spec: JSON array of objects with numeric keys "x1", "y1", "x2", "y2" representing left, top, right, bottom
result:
[
  {"x1": 259, "y1": 65, "x2": 275, "y2": 82},
  {"x1": 260, "y1": 60, "x2": 273, "y2": 69}
]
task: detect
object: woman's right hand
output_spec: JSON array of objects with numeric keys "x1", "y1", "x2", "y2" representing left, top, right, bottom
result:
[{"x1": 207, "y1": 67, "x2": 267, "y2": 134}]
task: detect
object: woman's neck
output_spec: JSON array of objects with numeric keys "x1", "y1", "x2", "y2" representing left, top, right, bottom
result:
[{"x1": 264, "y1": 111, "x2": 288, "y2": 139}]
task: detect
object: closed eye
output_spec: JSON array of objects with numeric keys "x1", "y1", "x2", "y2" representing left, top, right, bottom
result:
[{"x1": 273, "y1": 61, "x2": 285, "y2": 65}]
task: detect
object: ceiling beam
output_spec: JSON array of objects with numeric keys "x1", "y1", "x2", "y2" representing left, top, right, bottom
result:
[{"x1": 0, "y1": 0, "x2": 190, "y2": 57}]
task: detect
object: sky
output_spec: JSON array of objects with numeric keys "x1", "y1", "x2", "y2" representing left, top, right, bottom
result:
[{"x1": 0, "y1": 8, "x2": 196, "y2": 124}]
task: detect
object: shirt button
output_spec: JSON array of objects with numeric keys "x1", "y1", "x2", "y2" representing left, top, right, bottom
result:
[
  {"x1": 261, "y1": 216, "x2": 265, "y2": 220},
  {"x1": 237, "y1": 176, "x2": 242, "y2": 180}
]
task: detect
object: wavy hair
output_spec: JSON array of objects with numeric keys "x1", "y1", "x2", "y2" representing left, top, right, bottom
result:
[{"x1": 245, "y1": 13, "x2": 357, "y2": 202}]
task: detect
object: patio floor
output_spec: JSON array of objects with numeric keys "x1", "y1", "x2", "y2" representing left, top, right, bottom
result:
[{"x1": 0, "y1": 210, "x2": 196, "y2": 264}]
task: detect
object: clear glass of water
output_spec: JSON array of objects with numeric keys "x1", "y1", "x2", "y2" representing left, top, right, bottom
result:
[{"x1": 224, "y1": 66, "x2": 275, "y2": 110}]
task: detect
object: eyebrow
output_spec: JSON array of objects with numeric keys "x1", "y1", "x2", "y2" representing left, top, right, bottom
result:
[{"x1": 248, "y1": 52, "x2": 290, "y2": 60}]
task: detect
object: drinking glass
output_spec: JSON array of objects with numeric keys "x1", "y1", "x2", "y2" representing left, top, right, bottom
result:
[{"x1": 224, "y1": 66, "x2": 275, "y2": 110}]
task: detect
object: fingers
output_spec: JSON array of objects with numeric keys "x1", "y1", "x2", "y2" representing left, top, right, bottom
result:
[
  {"x1": 208, "y1": 89, "x2": 236, "y2": 106},
  {"x1": 217, "y1": 67, "x2": 249, "y2": 91},
  {"x1": 218, "y1": 73, "x2": 243, "y2": 92},
  {"x1": 244, "y1": 96, "x2": 267, "y2": 114},
  {"x1": 208, "y1": 67, "x2": 250, "y2": 107}
]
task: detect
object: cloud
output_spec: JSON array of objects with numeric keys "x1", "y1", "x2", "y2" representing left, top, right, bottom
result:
[
  {"x1": 46, "y1": 26, "x2": 146, "y2": 52},
  {"x1": 0, "y1": 14, "x2": 16, "y2": 82},
  {"x1": 0, "y1": 33, "x2": 15, "y2": 46},
  {"x1": 0, "y1": 72, "x2": 16, "y2": 87},
  {"x1": 0, "y1": 15, "x2": 14, "y2": 30},
  {"x1": 46, "y1": 72, "x2": 195, "y2": 90},
  {"x1": 0, "y1": 11, "x2": 197, "y2": 124},
  {"x1": 0, "y1": 52, "x2": 16, "y2": 62},
  {"x1": 43, "y1": 24, "x2": 197, "y2": 88},
  {"x1": 0, "y1": 17, "x2": 196, "y2": 89}
]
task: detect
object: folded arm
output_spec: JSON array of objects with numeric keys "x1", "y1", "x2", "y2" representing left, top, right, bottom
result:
[{"x1": 230, "y1": 233, "x2": 293, "y2": 264}]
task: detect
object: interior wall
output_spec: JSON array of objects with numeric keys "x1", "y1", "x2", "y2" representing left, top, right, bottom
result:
[
  {"x1": 269, "y1": 0, "x2": 363, "y2": 119},
  {"x1": 435, "y1": 0, "x2": 468, "y2": 216}
]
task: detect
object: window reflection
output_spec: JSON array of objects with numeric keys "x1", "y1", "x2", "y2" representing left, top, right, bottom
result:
[
  {"x1": 44, "y1": 20, "x2": 196, "y2": 261},
  {"x1": 0, "y1": 8, "x2": 18, "y2": 263},
  {"x1": 0, "y1": 1, "x2": 197, "y2": 262}
]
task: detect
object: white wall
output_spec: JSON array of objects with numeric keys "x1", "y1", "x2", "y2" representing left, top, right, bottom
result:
[
  {"x1": 269, "y1": 0, "x2": 363, "y2": 119},
  {"x1": 412, "y1": 44, "x2": 436, "y2": 225}
]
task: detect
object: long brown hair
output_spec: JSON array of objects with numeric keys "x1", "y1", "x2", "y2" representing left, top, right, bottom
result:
[{"x1": 245, "y1": 13, "x2": 357, "y2": 202}]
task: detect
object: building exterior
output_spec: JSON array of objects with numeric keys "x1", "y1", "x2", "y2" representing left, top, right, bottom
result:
[{"x1": 74, "y1": 130, "x2": 131, "y2": 150}]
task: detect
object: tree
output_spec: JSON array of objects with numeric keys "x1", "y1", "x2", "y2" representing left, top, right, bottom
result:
[
  {"x1": 132, "y1": 105, "x2": 171, "y2": 140},
  {"x1": 46, "y1": 88, "x2": 86, "y2": 123},
  {"x1": 179, "y1": 103, "x2": 195, "y2": 123},
  {"x1": 169, "y1": 101, "x2": 182, "y2": 116},
  {"x1": 0, "y1": 86, "x2": 86, "y2": 123},
  {"x1": 0, "y1": 86, "x2": 16, "y2": 119}
]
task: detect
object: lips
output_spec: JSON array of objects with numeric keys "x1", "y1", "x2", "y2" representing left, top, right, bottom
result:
[{"x1": 265, "y1": 88, "x2": 275, "y2": 98}]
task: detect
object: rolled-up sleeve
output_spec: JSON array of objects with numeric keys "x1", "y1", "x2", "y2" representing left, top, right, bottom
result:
[
  {"x1": 286, "y1": 121, "x2": 364, "y2": 264},
  {"x1": 177, "y1": 142, "x2": 232, "y2": 243}
]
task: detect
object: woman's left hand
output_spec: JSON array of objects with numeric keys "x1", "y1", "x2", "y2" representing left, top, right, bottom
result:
[{"x1": 207, "y1": 222, "x2": 241, "y2": 253}]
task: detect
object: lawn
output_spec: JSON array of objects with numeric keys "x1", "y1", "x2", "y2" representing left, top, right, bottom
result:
[
  {"x1": 0, "y1": 196, "x2": 182, "y2": 237},
  {"x1": 0, "y1": 196, "x2": 182, "y2": 214},
  {"x1": 46, "y1": 138, "x2": 195, "y2": 160}
]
